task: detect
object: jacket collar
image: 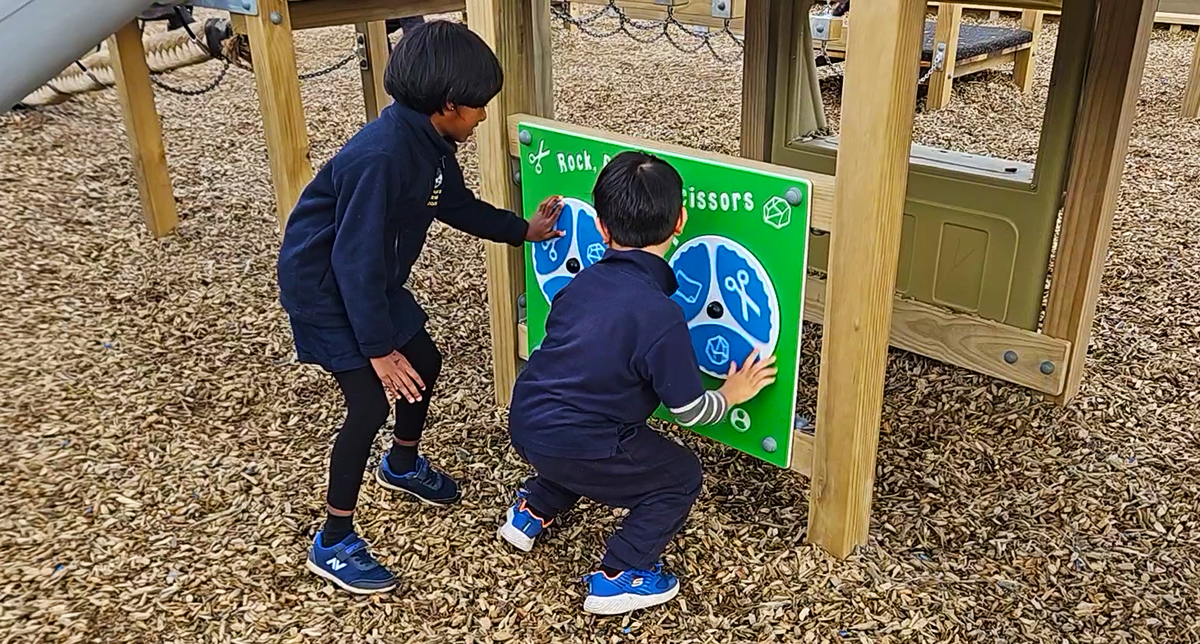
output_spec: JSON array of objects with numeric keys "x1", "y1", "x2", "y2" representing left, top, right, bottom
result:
[
  {"x1": 599, "y1": 248, "x2": 678, "y2": 295},
  {"x1": 384, "y1": 102, "x2": 456, "y2": 155}
]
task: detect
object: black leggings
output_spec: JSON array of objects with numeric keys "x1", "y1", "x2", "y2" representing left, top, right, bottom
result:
[{"x1": 326, "y1": 329, "x2": 442, "y2": 511}]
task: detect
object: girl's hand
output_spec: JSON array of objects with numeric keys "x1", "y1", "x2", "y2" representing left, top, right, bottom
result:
[
  {"x1": 718, "y1": 348, "x2": 777, "y2": 408},
  {"x1": 526, "y1": 195, "x2": 566, "y2": 242},
  {"x1": 370, "y1": 351, "x2": 425, "y2": 403}
]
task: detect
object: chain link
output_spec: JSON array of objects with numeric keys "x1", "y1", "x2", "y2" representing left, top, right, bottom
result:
[
  {"x1": 150, "y1": 59, "x2": 232, "y2": 96},
  {"x1": 298, "y1": 52, "x2": 358, "y2": 80},
  {"x1": 552, "y1": 1, "x2": 744, "y2": 63}
]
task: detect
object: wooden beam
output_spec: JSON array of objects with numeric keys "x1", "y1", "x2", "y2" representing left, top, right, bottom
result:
[
  {"x1": 807, "y1": 0, "x2": 926, "y2": 559},
  {"x1": 471, "y1": 0, "x2": 550, "y2": 406},
  {"x1": 926, "y1": 2, "x2": 963, "y2": 111},
  {"x1": 532, "y1": 0, "x2": 555, "y2": 118},
  {"x1": 1043, "y1": 0, "x2": 1157, "y2": 403},
  {"x1": 953, "y1": 51, "x2": 1017, "y2": 77},
  {"x1": 356, "y1": 21, "x2": 392, "y2": 122},
  {"x1": 108, "y1": 21, "x2": 179, "y2": 238},
  {"x1": 1012, "y1": 10, "x2": 1045, "y2": 93},
  {"x1": 789, "y1": 431, "x2": 814, "y2": 477},
  {"x1": 506, "y1": 114, "x2": 836, "y2": 231},
  {"x1": 290, "y1": 0, "x2": 467, "y2": 30},
  {"x1": 740, "y1": 0, "x2": 775, "y2": 160},
  {"x1": 246, "y1": 0, "x2": 312, "y2": 227},
  {"x1": 1184, "y1": 30, "x2": 1200, "y2": 118}
]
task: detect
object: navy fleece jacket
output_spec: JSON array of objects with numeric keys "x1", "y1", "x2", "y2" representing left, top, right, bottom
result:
[{"x1": 277, "y1": 102, "x2": 529, "y2": 372}]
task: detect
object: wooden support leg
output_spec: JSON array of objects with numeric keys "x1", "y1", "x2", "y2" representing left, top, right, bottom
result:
[
  {"x1": 469, "y1": 0, "x2": 554, "y2": 405},
  {"x1": 1013, "y1": 10, "x2": 1045, "y2": 93},
  {"x1": 356, "y1": 21, "x2": 392, "y2": 122},
  {"x1": 1043, "y1": 0, "x2": 1158, "y2": 404},
  {"x1": 246, "y1": 0, "x2": 312, "y2": 227},
  {"x1": 109, "y1": 21, "x2": 179, "y2": 238},
  {"x1": 807, "y1": 0, "x2": 926, "y2": 559},
  {"x1": 926, "y1": 2, "x2": 962, "y2": 111},
  {"x1": 740, "y1": 0, "x2": 775, "y2": 161},
  {"x1": 533, "y1": 0, "x2": 556, "y2": 118},
  {"x1": 1184, "y1": 30, "x2": 1200, "y2": 119}
]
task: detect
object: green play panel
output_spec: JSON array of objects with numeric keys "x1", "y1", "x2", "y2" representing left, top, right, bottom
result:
[{"x1": 518, "y1": 121, "x2": 812, "y2": 468}]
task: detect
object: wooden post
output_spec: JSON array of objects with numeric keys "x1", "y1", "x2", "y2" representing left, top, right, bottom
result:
[
  {"x1": 108, "y1": 21, "x2": 179, "y2": 238},
  {"x1": 807, "y1": 0, "x2": 926, "y2": 558},
  {"x1": 1184, "y1": 29, "x2": 1200, "y2": 118},
  {"x1": 1043, "y1": 0, "x2": 1158, "y2": 404},
  {"x1": 246, "y1": 0, "x2": 312, "y2": 227},
  {"x1": 533, "y1": 0, "x2": 556, "y2": 117},
  {"x1": 469, "y1": 0, "x2": 553, "y2": 405},
  {"x1": 356, "y1": 21, "x2": 392, "y2": 122},
  {"x1": 926, "y1": 2, "x2": 962, "y2": 111},
  {"x1": 740, "y1": 0, "x2": 775, "y2": 161},
  {"x1": 1013, "y1": 10, "x2": 1044, "y2": 93}
]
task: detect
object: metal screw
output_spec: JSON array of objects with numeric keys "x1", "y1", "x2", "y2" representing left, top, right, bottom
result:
[
  {"x1": 761, "y1": 437, "x2": 777, "y2": 453},
  {"x1": 269, "y1": 10, "x2": 282, "y2": 24},
  {"x1": 717, "y1": 1, "x2": 727, "y2": 10},
  {"x1": 512, "y1": 170, "x2": 521, "y2": 185},
  {"x1": 518, "y1": 130, "x2": 532, "y2": 145},
  {"x1": 242, "y1": 0, "x2": 252, "y2": 10},
  {"x1": 517, "y1": 294, "x2": 527, "y2": 309},
  {"x1": 785, "y1": 187, "x2": 803, "y2": 206},
  {"x1": 1040, "y1": 361, "x2": 1055, "y2": 375},
  {"x1": 1003, "y1": 350, "x2": 1018, "y2": 364}
]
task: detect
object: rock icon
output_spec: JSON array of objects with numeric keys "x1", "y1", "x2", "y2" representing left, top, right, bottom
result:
[
  {"x1": 532, "y1": 197, "x2": 607, "y2": 304},
  {"x1": 762, "y1": 195, "x2": 792, "y2": 230},
  {"x1": 668, "y1": 235, "x2": 780, "y2": 378}
]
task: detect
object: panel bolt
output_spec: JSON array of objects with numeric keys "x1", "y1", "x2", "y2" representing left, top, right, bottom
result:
[
  {"x1": 517, "y1": 294, "x2": 527, "y2": 309},
  {"x1": 1040, "y1": 361, "x2": 1055, "y2": 375},
  {"x1": 518, "y1": 130, "x2": 532, "y2": 145},
  {"x1": 269, "y1": 10, "x2": 282, "y2": 24},
  {"x1": 761, "y1": 437, "x2": 777, "y2": 453},
  {"x1": 1003, "y1": 350, "x2": 1018, "y2": 364},
  {"x1": 785, "y1": 186, "x2": 803, "y2": 206},
  {"x1": 242, "y1": 0, "x2": 252, "y2": 10},
  {"x1": 512, "y1": 170, "x2": 521, "y2": 185}
]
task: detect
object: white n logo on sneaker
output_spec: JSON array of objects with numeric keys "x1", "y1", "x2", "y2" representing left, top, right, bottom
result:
[{"x1": 326, "y1": 557, "x2": 347, "y2": 571}]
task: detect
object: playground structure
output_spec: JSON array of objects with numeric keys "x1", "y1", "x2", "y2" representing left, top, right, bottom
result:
[{"x1": 0, "y1": 0, "x2": 1181, "y2": 558}]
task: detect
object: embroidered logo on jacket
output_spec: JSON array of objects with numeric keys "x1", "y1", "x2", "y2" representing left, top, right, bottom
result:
[{"x1": 427, "y1": 157, "x2": 445, "y2": 207}]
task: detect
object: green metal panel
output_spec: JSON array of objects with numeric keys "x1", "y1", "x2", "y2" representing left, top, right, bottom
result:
[
  {"x1": 517, "y1": 121, "x2": 812, "y2": 468},
  {"x1": 768, "y1": 0, "x2": 1097, "y2": 331}
]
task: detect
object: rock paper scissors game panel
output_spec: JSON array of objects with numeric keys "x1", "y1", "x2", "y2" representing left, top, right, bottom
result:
[{"x1": 518, "y1": 122, "x2": 811, "y2": 468}]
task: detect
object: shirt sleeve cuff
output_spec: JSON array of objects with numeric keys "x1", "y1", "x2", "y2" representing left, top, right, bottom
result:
[{"x1": 358, "y1": 341, "x2": 394, "y2": 359}]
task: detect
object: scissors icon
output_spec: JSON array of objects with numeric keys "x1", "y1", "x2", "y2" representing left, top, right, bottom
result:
[
  {"x1": 528, "y1": 140, "x2": 549, "y2": 174},
  {"x1": 723, "y1": 269, "x2": 762, "y2": 319},
  {"x1": 541, "y1": 238, "x2": 558, "y2": 262}
]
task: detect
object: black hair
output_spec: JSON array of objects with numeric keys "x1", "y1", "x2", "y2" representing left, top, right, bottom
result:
[
  {"x1": 592, "y1": 151, "x2": 684, "y2": 248},
  {"x1": 384, "y1": 20, "x2": 504, "y2": 115}
]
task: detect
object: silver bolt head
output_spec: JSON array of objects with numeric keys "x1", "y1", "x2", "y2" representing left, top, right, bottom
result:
[
  {"x1": 785, "y1": 186, "x2": 803, "y2": 206},
  {"x1": 1040, "y1": 361, "x2": 1055, "y2": 375},
  {"x1": 518, "y1": 130, "x2": 532, "y2": 145},
  {"x1": 269, "y1": 10, "x2": 282, "y2": 24},
  {"x1": 242, "y1": 0, "x2": 252, "y2": 10},
  {"x1": 1003, "y1": 350, "x2": 1018, "y2": 364},
  {"x1": 512, "y1": 170, "x2": 521, "y2": 185},
  {"x1": 761, "y1": 437, "x2": 777, "y2": 453}
]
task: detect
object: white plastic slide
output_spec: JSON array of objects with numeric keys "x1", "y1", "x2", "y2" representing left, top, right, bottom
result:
[{"x1": 0, "y1": 0, "x2": 168, "y2": 111}]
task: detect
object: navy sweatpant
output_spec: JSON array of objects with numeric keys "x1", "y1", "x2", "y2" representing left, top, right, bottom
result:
[{"x1": 514, "y1": 426, "x2": 704, "y2": 571}]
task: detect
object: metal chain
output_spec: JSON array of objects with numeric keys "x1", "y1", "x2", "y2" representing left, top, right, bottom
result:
[
  {"x1": 151, "y1": 59, "x2": 232, "y2": 95},
  {"x1": 298, "y1": 52, "x2": 357, "y2": 80},
  {"x1": 552, "y1": 0, "x2": 743, "y2": 63}
]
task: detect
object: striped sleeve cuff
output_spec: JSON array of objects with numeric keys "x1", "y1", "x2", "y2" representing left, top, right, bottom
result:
[{"x1": 670, "y1": 390, "x2": 729, "y2": 427}]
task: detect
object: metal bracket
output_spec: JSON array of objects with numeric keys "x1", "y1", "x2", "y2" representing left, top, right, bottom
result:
[
  {"x1": 810, "y1": 16, "x2": 832, "y2": 41},
  {"x1": 190, "y1": 0, "x2": 258, "y2": 16},
  {"x1": 932, "y1": 42, "x2": 948, "y2": 72},
  {"x1": 355, "y1": 33, "x2": 369, "y2": 70},
  {"x1": 711, "y1": 0, "x2": 731, "y2": 19}
]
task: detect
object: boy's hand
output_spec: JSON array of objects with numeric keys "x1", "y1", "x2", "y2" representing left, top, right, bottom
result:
[
  {"x1": 370, "y1": 351, "x2": 425, "y2": 404},
  {"x1": 718, "y1": 348, "x2": 777, "y2": 408},
  {"x1": 525, "y1": 196, "x2": 566, "y2": 242}
]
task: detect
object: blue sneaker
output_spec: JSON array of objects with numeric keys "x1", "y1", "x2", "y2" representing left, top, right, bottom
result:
[
  {"x1": 375, "y1": 453, "x2": 461, "y2": 506},
  {"x1": 306, "y1": 531, "x2": 397, "y2": 595},
  {"x1": 496, "y1": 492, "x2": 550, "y2": 552},
  {"x1": 583, "y1": 563, "x2": 680, "y2": 615}
]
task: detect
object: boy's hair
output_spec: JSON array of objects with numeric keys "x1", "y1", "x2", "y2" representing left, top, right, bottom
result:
[
  {"x1": 384, "y1": 21, "x2": 503, "y2": 115},
  {"x1": 592, "y1": 151, "x2": 684, "y2": 248}
]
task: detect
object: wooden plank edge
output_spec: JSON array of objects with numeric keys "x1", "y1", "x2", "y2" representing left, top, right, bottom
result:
[
  {"x1": 517, "y1": 274, "x2": 1069, "y2": 395},
  {"x1": 507, "y1": 114, "x2": 836, "y2": 232},
  {"x1": 291, "y1": 0, "x2": 467, "y2": 30},
  {"x1": 790, "y1": 431, "x2": 814, "y2": 478}
]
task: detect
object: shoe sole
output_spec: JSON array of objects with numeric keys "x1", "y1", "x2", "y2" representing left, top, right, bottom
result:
[
  {"x1": 305, "y1": 558, "x2": 397, "y2": 595},
  {"x1": 496, "y1": 514, "x2": 535, "y2": 552},
  {"x1": 375, "y1": 467, "x2": 461, "y2": 507},
  {"x1": 583, "y1": 584, "x2": 681, "y2": 616}
]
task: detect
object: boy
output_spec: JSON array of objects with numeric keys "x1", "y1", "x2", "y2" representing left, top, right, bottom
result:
[
  {"x1": 497, "y1": 151, "x2": 777, "y2": 615},
  {"x1": 276, "y1": 21, "x2": 563, "y2": 594}
]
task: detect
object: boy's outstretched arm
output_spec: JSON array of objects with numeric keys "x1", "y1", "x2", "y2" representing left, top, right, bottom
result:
[
  {"x1": 330, "y1": 153, "x2": 400, "y2": 359},
  {"x1": 436, "y1": 169, "x2": 563, "y2": 244},
  {"x1": 645, "y1": 323, "x2": 777, "y2": 427}
]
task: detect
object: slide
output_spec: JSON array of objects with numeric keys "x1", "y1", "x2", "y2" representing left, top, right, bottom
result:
[{"x1": 0, "y1": 0, "x2": 176, "y2": 111}]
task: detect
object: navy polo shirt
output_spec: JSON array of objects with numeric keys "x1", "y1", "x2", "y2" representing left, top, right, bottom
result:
[{"x1": 509, "y1": 249, "x2": 706, "y2": 459}]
